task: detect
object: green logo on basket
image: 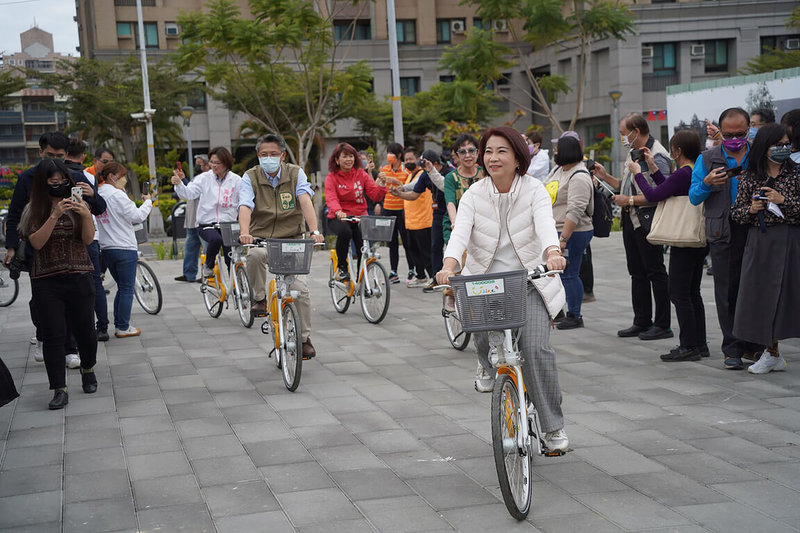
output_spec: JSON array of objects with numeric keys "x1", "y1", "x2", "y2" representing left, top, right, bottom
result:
[
  {"x1": 465, "y1": 279, "x2": 505, "y2": 296},
  {"x1": 281, "y1": 242, "x2": 304, "y2": 253},
  {"x1": 279, "y1": 192, "x2": 295, "y2": 210}
]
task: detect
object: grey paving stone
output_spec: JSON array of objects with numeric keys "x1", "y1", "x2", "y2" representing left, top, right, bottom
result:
[
  {"x1": 8, "y1": 409, "x2": 64, "y2": 431},
  {"x1": 398, "y1": 414, "x2": 470, "y2": 439},
  {"x1": 5, "y1": 426, "x2": 64, "y2": 449},
  {"x1": 221, "y1": 403, "x2": 280, "y2": 423},
  {"x1": 0, "y1": 464, "x2": 61, "y2": 497},
  {"x1": 374, "y1": 450, "x2": 461, "y2": 480},
  {"x1": 168, "y1": 401, "x2": 224, "y2": 421},
  {"x1": 423, "y1": 433, "x2": 492, "y2": 461},
  {"x1": 674, "y1": 502, "x2": 798, "y2": 533},
  {"x1": 213, "y1": 390, "x2": 266, "y2": 408},
  {"x1": 280, "y1": 406, "x2": 339, "y2": 428},
  {"x1": 331, "y1": 468, "x2": 415, "y2": 501},
  {"x1": 136, "y1": 502, "x2": 215, "y2": 532},
  {"x1": 338, "y1": 410, "x2": 403, "y2": 433},
  {"x1": 293, "y1": 423, "x2": 361, "y2": 449},
  {"x1": 376, "y1": 398, "x2": 438, "y2": 419},
  {"x1": 297, "y1": 518, "x2": 378, "y2": 533},
  {"x1": 654, "y1": 452, "x2": 763, "y2": 485},
  {"x1": 63, "y1": 427, "x2": 121, "y2": 453},
  {"x1": 534, "y1": 461, "x2": 630, "y2": 495},
  {"x1": 260, "y1": 461, "x2": 336, "y2": 493},
  {"x1": 686, "y1": 435, "x2": 793, "y2": 466},
  {"x1": 0, "y1": 521, "x2": 62, "y2": 533},
  {"x1": 277, "y1": 487, "x2": 362, "y2": 527},
  {"x1": 116, "y1": 398, "x2": 169, "y2": 418},
  {"x1": 63, "y1": 497, "x2": 136, "y2": 533},
  {"x1": 576, "y1": 490, "x2": 693, "y2": 530},
  {"x1": 127, "y1": 450, "x2": 191, "y2": 481},
  {"x1": 216, "y1": 510, "x2": 295, "y2": 533},
  {"x1": 357, "y1": 495, "x2": 453, "y2": 532},
  {"x1": 618, "y1": 470, "x2": 731, "y2": 507},
  {"x1": 533, "y1": 512, "x2": 624, "y2": 533},
  {"x1": 440, "y1": 502, "x2": 540, "y2": 532},
  {"x1": 65, "y1": 446, "x2": 125, "y2": 475},
  {"x1": 231, "y1": 420, "x2": 292, "y2": 443},
  {"x1": 357, "y1": 428, "x2": 426, "y2": 454},
  {"x1": 183, "y1": 434, "x2": 246, "y2": 461},
  {"x1": 572, "y1": 444, "x2": 666, "y2": 476},
  {"x1": 407, "y1": 474, "x2": 496, "y2": 510},
  {"x1": 119, "y1": 414, "x2": 174, "y2": 436},
  {"x1": 192, "y1": 455, "x2": 260, "y2": 487},
  {"x1": 0, "y1": 490, "x2": 61, "y2": 529},
  {"x1": 710, "y1": 479, "x2": 800, "y2": 518},
  {"x1": 132, "y1": 474, "x2": 203, "y2": 510},
  {"x1": 202, "y1": 480, "x2": 280, "y2": 518},
  {"x1": 246, "y1": 438, "x2": 313, "y2": 467},
  {"x1": 175, "y1": 416, "x2": 234, "y2": 439},
  {"x1": 111, "y1": 384, "x2": 162, "y2": 403},
  {"x1": 122, "y1": 430, "x2": 183, "y2": 456},
  {"x1": 64, "y1": 469, "x2": 131, "y2": 503},
  {"x1": 0, "y1": 444, "x2": 62, "y2": 470},
  {"x1": 311, "y1": 444, "x2": 386, "y2": 472},
  {"x1": 161, "y1": 388, "x2": 215, "y2": 405},
  {"x1": 746, "y1": 461, "x2": 800, "y2": 491}
]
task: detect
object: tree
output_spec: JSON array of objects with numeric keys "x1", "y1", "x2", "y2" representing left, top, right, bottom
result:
[
  {"x1": 0, "y1": 70, "x2": 25, "y2": 109},
  {"x1": 44, "y1": 57, "x2": 190, "y2": 199},
  {"x1": 174, "y1": 0, "x2": 376, "y2": 170},
  {"x1": 448, "y1": 0, "x2": 636, "y2": 133},
  {"x1": 740, "y1": 6, "x2": 800, "y2": 75}
]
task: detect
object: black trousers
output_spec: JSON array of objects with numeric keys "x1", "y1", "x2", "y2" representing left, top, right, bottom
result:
[
  {"x1": 31, "y1": 273, "x2": 97, "y2": 390},
  {"x1": 621, "y1": 212, "x2": 670, "y2": 329},
  {"x1": 580, "y1": 243, "x2": 593, "y2": 294},
  {"x1": 431, "y1": 213, "x2": 445, "y2": 275},
  {"x1": 407, "y1": 227, "x2": 433, "y2": 279},
  {"x1": 199, "y1": 226, "x2": 230, "y2": 270},
  {"x1": 668, "y1": 246, "x2": 708, "y2": 349},
  {"x1": 381, "y1": 208, "x2": 413, "y2": 274},
  {"x1": 328, "y1": 218, "x2": 362, "y2": 271}
]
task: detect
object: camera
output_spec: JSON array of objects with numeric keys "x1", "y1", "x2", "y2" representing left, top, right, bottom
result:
[
  {"x1": 629, "y1": 149, "x2": 645, "y2": 163},
  {"x1": 6, "y1": 255, "x2": 26, "y2": 280},
  {"x1": 585, "y1": 158, "x2": 596, "y2": 173}
]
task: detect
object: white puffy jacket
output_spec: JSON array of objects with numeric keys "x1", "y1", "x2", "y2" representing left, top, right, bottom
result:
[{"x1": 444, "y1": 174, "x2": 566, "y2": 319}]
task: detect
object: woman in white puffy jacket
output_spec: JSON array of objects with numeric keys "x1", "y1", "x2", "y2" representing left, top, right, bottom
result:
[{"x1": 436, "y1": 126, "x2": 570, "y2": 453}]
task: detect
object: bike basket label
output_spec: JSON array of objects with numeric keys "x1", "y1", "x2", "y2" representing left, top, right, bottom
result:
[
  {"x1": 281, "y1": 242, "x2": 305, "y2": 253},
  {"x1": 465, "y1": 279, "x2": 504, "y2": 296},
  {"x1": 375, "y1": 219, "x2": 392, "y2": 227}
]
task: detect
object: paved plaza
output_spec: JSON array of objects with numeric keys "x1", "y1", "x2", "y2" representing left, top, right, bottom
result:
[{"x1": 1, "y1": 233, "x2": 799, "y2": 533}]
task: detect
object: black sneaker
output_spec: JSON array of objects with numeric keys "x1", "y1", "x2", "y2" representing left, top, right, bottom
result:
[
  {"x1": 699, "y1": 344, "x2": 710, "y2": 358},
  {"x1": 556, "y1": 314, "x2": 584, "y2": 330},
  {"x1": 335, "y1": 268, "x2": 350, "y2": 282},
  {"x1": 422, "y1": 281, "x2": 436, "y2": 293},
  {"x1": 724, "y1": 356, "x2": 744, "y2": 370},
  {"x1": 638, "y1": 326, "x2": 674, "y2": 341},
  {"x1": 660, "y1": 346, "x2": 700, "y2": 362},
  {"x1": 96, "y1": 329, "x2": 109, "y2": 342}
]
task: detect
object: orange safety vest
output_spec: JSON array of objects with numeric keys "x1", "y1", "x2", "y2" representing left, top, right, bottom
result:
[
  {"x1": 380, "y1": 163, "x2": 407, "y2": 211},
  {"x1": 403, "y1": 169, "x2": 432, "y2": 230}
]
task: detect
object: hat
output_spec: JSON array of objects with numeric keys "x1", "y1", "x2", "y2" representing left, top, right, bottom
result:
[
  {"x1": 550, "y1": 130, "x2": 581, "y2": 144},
  {"x1": 194, "y1": 154, "x2": 209, "y2": 163},
  {"x1": 421, "y1": 149, "x2": 441, "y2": 164}
]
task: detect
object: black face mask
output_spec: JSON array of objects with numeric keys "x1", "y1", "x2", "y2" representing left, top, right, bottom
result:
[
  {"x1": 48, "y1": 183, "x2": 72, "y2": 198},
  {"x1": 404, "y1": 162, "x2": 417, "y2": 171}
]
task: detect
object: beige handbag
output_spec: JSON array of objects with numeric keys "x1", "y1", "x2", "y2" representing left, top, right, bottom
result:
[{"x1": 646, "y1": 195, "x2": 706, "y2": 247}]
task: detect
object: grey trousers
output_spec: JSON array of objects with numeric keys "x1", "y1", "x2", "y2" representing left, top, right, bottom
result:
[
  {"x1": 246, "y1": 246, "x2": 312, "y2": 342},
  {"x1": 474, "y1": 285, "x2": 564, "y2": 433}
]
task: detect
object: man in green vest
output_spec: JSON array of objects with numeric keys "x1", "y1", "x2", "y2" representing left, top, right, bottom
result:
[{"x1": 238, "y1": 134, "x2": 324, "y2": 359}]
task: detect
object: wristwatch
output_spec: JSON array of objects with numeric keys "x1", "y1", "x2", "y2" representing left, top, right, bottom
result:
[
  {"x1": 310, "y1": 230, "x2": 321, "y2": 236},
  {"x1": 628, "y1": 196, "x2": 635, "y2": 207}
]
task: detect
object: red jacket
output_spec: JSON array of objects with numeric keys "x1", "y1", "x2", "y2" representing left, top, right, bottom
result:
[{"x1": 325, "y1": 169, "x2": 386, "y2": 218}]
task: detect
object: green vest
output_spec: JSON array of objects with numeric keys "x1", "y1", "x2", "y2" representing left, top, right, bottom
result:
[{"x1": 245, "y1": 163, "x2": 305, "y2": 239}]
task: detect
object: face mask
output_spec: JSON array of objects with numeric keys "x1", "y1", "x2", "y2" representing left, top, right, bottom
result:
[
  {"x1": 404, "y1": 162, "x2": 417, "y2": 171},
  {"x1": 621, "y1": 132, "x2": 636, "y2": 148},
  {"x1": 48, "y1": 183, "x2": 72, "y2": 198},
  {"x1": 387, "y1": 154, "x2": 396, "y2": 165},
  {"x1": 114, "y1": 176, "x2": 128, "y2": 190},
  {"x1": 748, "y1": 127, "x2": 758, "y2": 141},
  {"x1": 722, "y1": 137, "x2": 747, "y2": 153},
  {"x1": 791, "y1": 151, "x2": 800, "y2": 163},
  {"x1": 361, "y1": 159, "x2": 368, "y2": 168},
  {"x1": 705, "y1": 139, "x2": 716, "y2": 150},
  {"x1": 528, "y1": 145, "x2": 535, "y2": 155},
  {"x1": 259, "y1": 156, "x2": 281, "y2": 175},
  {"x1": 768, "y1": 145, "x2": 792, "y2": 164}
]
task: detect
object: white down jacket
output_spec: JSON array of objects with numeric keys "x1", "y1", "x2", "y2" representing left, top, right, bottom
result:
[{"x1": 444, "y1": 174, "x2": 566, "y2": 319}]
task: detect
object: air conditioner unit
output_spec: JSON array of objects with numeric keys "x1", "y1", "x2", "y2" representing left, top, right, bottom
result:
[
  {"x1": 450, "y1": 19, "x2": 466, "y2": 35},
  {"x1": 492, "y1": 19, "x2": 508, "y2": 32},
  {"x1": 786, "y1": 38, "x2": 800, "y2": 50},
  {"x1": 641, "y1": 46, "x2": 654, "y2": 60},
  {"x1": 165, "y1": 23, "x2": 180, "y2": 37},
  {"x1": 691, "y1": 44, "x2": 705, "y2": 57}
]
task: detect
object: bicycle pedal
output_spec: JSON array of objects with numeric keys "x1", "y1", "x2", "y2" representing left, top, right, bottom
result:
[{"x1": 543, "y1": 449, "x2": 568, "y2": 457}]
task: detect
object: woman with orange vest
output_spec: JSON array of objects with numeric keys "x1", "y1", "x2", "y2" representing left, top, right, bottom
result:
[{"x1": 380, "y1": 143, "x2": 413, "y2": 284}]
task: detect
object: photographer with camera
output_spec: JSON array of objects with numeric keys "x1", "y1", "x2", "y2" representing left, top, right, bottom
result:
[{"x1": 593, "y1": 113, "x2": 673, "y2": 341}]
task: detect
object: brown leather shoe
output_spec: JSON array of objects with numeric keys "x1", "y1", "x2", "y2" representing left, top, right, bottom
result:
[
  {"x1": 302, "y1": 338, "x2": 316, "y2": 360},
  {"x1": 250, "y1": 299, "x2": 267, "y2": 316}
]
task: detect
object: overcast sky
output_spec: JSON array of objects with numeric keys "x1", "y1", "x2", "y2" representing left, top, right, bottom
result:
[{"x1": 0, "y1": 0, "x2": 80, "y2": 57}]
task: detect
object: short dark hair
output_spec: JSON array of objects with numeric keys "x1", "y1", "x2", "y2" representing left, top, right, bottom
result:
[
  {"x1": 751, "y1": 107, "x2": 775, "y2": 124},
  {"x1": 719, "y1": 107, "x2": 749, "y2": 128},
  {"x1": 452, "y1": 134, "x2": 479, "y2": 153},
  {"x1": 38, "y1": 131, "x2": 69, "y2": 151},
  {"x1": 527, "y1": 131, "x2": 543, "y2": 145},
  {"x1": 386, "y1": 142, "x2": 404, "y2": 158},
  {"x1": 553, "y1": 136, "x2": 583, "y2": 166},
  {"x1": 669, "y1": 129, "x2": 702, "y2": 163},
  {"x1": 94, "y1": 146, "x2": 115, "y2": 160},
  {"x1": 66, "y1": 138, "x2": 87, "y2": 158},
  {"x1": 780, "y1": 108, "x2": 800, "y2": 150},
  {"x1": 749, "y1": 123, "x2": 788, "y2": 180},
  {"x1": 421, "y1": 149, "x2": 441, "y2": 165},
  {"x1": 621, "y1": 113, "x2": 649, "y2": 136},
  {"x1": 256, "y1": 134, "x2": 287, "y2": 153},
  {"x1": 328, "y1": 142, "x2": 362, "y2": 174},
  {"x1": 403, "y1": 146, "x2": 419, "y2": 158},
  {"x1": 208, "y1": 146, "x2": 233, "y2": 170},
  {"x1": 478, "y1": 126, "x2": 531, "y2": 177}
]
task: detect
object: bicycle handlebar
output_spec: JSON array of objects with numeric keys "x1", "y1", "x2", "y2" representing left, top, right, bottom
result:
[{"x1": 435, "y1": 265, "x2": 563, "y2": 287}]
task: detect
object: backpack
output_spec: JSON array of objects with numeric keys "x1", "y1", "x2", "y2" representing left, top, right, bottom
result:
[{"x1": 591, "y1": 185, "x2": 613, "y2": 238}]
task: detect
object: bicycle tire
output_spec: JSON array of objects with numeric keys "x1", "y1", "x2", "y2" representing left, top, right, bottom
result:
[
  {"x1": 280, "y1": 302, "x2": 302, "y2": 391},
  {"x1": 492, "y1": 373, "x2": 533, "y2": 520},
  {"x1": 134, "y1": 261, "x2": 162, "y2": 315},
  {"x1": 0, "y1": 272, "x2": 19, "y2": 307},
  {"x1": 444, "y1": 311, "x2": 471, "y2": 351},
  {"x1": 359, "y1": 260, "x2": 390, "y2": 324},
  {"x1": 202, "y1": 276, "x2": 223, "y2": 318},
  {"x1": 329, "y1": 261, "x2": 350, "y2": 314},
  {"x1": 234, "y1": 264, "x2": 254, "y2": 328}
]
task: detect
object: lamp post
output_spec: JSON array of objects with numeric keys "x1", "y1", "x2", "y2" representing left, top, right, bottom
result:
[
  {"x1": 386, "y1": 0, "x2": 404, "y2": 144},
  {"x1": 181, "y1": 106, "x2": 194, "y2": 180},
  {"x1": 608, "y1": 90, "x2": 622, "y2": 177}
]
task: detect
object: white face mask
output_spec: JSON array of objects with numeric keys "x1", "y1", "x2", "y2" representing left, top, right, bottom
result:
[
  {"x1": 621, "y1": 131, "x2": 637, "y2": 148},
  {"x1": 259, "y1": 156, "x2": 281, "y2": 175},
  {"x1": 705, "y1": 139, "x2": 716, "y2": 150}
]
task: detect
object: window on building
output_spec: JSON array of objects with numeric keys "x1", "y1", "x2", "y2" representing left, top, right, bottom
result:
[
  {"x1": 186, "y1": 84, "x2": 207, "y2": 111},
  {"x1": 439, "y1": 74, "x2": 455, "y2": 83},
  {"x1": 396, "y1": 20, "x2": 416, "y2": 44},
  {"x1": 473, "y1": 18, "x2": 485, "y2": 30},
  {"x1": 117, "y1": 22, "x2": 132, "y2": 37},
  {"x1": 119, "y1": 22, "x2": 159, "y2": 48},
  {"x1": 586, "y1": 123, "x2": 611, "y2": 145},
  {"x1": 436, "y1": 19, "x2": 451, "y2": 44},
  {"x1": 651, "y1": 42, "x2": 677, "y2": 76},
  {"x1": 761, "y1": 36, "x2": 777, "y2": 53},
  {"x1": 704, "y1": 40, "x2": 728, "y2": 73},
  {"x1": 399, "y1": 77, "x2": 420, "y2": 97},
  {"x1": 333, "y1": 20, "x2": 371, "y2": 41},
  {"x1": 24, "y1": 60, "x2": 54, "y2": 70}
]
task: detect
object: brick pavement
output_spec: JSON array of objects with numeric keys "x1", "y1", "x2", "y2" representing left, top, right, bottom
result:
[{"x1": 1, "y1": 233, "x2": 799, "y2": 532}]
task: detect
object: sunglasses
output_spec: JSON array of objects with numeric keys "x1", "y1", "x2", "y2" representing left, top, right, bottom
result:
[{"x1": 456, "y1": 147, "x2": 478, "y2": 156}]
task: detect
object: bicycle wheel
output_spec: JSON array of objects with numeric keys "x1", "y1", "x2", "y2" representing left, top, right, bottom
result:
[
  {"x1": 234, "y1": 264, "x2": 254, "y2": 328},
  {"x1": 359, "y1": 261, "x2": 390, "y2": 324},
  {"x1": 492, "y1": 373, "x2": 532, "y2": 520},
  {"x1": 0, "y1": 271, "x2": 19, "y2": 307},
  {"x1": 444, "y1": 310, "x2": 471, "y2": 350},
  {"x1": 134, "y1": 261, "x2": 162, "y2": 315},
  {"x1": 280, "y1": 302, "x2": 302, "y2": 391},
  {"x1": 329, "y1": 262, "x2": 350, "y2": 314},
  {"x1": 202, "y1": 275, "x2": 224, "y2": 318}
]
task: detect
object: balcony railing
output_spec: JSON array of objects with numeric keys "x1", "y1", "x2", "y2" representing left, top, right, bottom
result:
[
  {"x1": 114, "y1": 0, "x2": 155, "y2": 5},
  {"x1": 642, "y1": 73, "x2": 680, "y2": 92},
  {"x1": 0, "y1": 111, "x2": 23, "y2": 125},
  {"x1": 23, "y1": 110, "x2": 56, "y2": 123},
  {"x1": 0, "y1": 133, "x2": 24, "y2": 143}
]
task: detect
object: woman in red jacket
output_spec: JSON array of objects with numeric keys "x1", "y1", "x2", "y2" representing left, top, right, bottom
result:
[{"x1": 325, "y1": 143, "x2": 387, "y2": 280}]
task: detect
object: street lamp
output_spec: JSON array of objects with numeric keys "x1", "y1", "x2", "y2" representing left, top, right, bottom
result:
[
  {"x1": 608, "y1": 90, "x2": 622, "y2": 177},
  {"x1": 181, "y1": 106, "x2": 195, "y2": 180}
]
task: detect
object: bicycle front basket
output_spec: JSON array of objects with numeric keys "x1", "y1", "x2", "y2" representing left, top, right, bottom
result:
[
  {"x1": 219, "y1": 222, "x2": 241, "y2": 247},
  {"x1": 360, "y1": 215, "x2": 396, "y2": 242},
  {"x1": 265, "y1": 239, "x2": 314, "y2": 275},
  {"x1": 133, "y1": 222, "x2": 148, "y2": 244},
  {"x1": 449, "y1": 269, "x2": 528, "y2": 333}
]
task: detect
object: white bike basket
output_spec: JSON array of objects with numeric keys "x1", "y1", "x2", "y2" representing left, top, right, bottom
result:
[
  {"x1": 359, "y1": 215, "x2": 396, "y2": 242},
  {"x1": 265, "y1": 239, "x2": 314, "y2": 275},
  {"x1": 219, "y1": 222, "x2": 241, "y2": 247},
  {"x1": 133, "y1": 222, "x2": 148, "y2": 244},
  {"x1": 449, "y1": 269, "x2": 528, "y2": 333}
]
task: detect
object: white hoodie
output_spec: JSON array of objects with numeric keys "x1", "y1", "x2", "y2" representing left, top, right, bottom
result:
[{"x1": 96, "y1": 184, "x2": 152, "y2": 250}]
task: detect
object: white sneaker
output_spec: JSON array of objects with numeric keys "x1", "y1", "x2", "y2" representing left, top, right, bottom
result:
[
  {"x1": 747, "y1": 352, "x2": 787, "y2": 374},
  {"x1": 30, "y1": 335, "x2": 37, "y2": 345},
  {"x1": 408, "y1": 277, "x2": 430, "y2": 288},
  {"x1": 115, "y1": 326, "x2": 142, "y2": 338},
  {"x1": 474, "y1": 364, "x2": 495, "y2": 393},
  {"x1": 65, "y1": 353, "x2": 81, "y2": 369},
  {"x1": 202, "y1": 265, "x2": 214, "y2": 278},
  {"x1": 544, "y1": 429, "x2": 569, "y2": 452},
  {"x1": 34, "y1": 341, "x2": 44, "y2": 362}
]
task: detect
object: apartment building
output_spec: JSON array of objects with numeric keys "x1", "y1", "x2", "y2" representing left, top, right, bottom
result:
[{"x1": 73, "y1": 0, "x2": 798, "y2": 169}]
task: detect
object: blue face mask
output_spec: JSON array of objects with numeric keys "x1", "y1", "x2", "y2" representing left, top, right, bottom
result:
[
  {"x1": 259, "y1": 156, "x2": 281, "y2": 175},
  {"x1": 748, "y1": 127, "x2": 758, "y2": 141}
]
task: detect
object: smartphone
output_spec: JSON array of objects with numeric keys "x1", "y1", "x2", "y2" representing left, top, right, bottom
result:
[
  {"x1": 752, "y1": 195, "x2": 769, "y2": 201},
  {"x1": 71, "y1": 186, "x2": 83, "y2": 203},
  {"x1": 724, "y1": 166, "x2": 742, "y2": 178},
  {"x1": 176, "y1": 161, "x2": 182, "y2": 171}
]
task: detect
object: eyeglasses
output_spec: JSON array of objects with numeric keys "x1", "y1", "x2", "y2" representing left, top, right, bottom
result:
[
  {"x1": 209, "y1": 159, "x2": 223, "y2": 165},
  {"x1": 771, "y1": 142, "x2": 792, "y2": 149},
  {"x1": 456, "y1": 147, "x2": 478, "y2": 156},
  {"x1": 98, "y1": 158, "x2": 112, "y2": 164},
  {"x1": 721, "y1": 131, "x2": 748, "y2": 140}
]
